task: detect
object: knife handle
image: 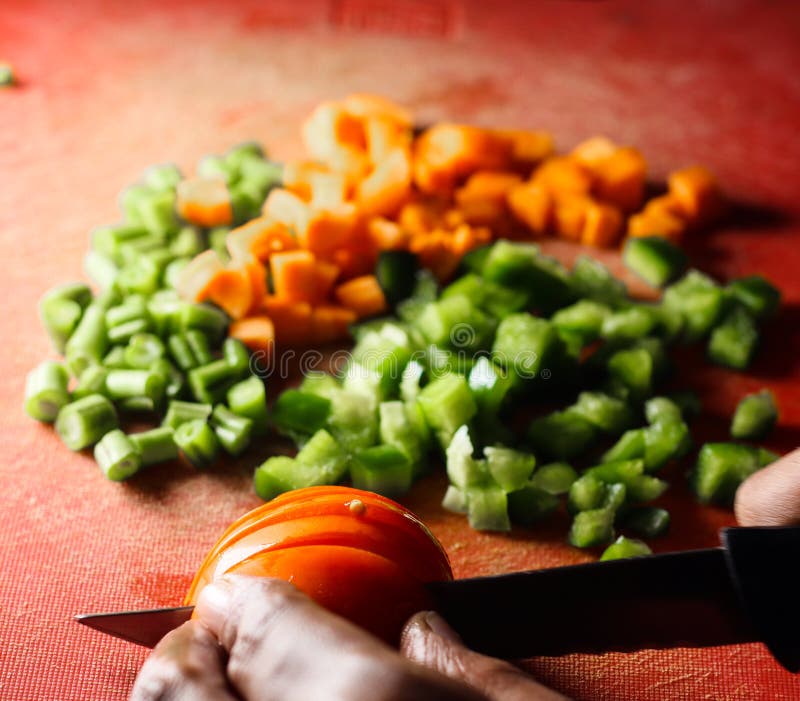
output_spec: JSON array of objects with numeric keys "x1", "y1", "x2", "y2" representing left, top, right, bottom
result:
[{"x1": 723, "y1": 526, "x2": 800, "y2": 673}]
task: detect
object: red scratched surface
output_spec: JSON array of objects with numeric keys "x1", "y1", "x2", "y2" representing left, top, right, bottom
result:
[{"x1": 2, "y1": 0, "x2": 800, "y2": 699}]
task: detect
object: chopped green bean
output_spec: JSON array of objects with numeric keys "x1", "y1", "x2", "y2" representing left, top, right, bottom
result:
[
  {"x1": 84, "y1": 251, "x2": 119, "y2": 290},
  {"x1": 185, "y1": 330, "x2": 214, "y2": 366},
  {"x1": 129, "y1": 427, "x2": 178, "y2": 465},
  {"x1": 162, "y1": 400, "x2": 212, "y2": 430},
  {"x1": 72, "y1": 365, "x2": 109, "y2": 400},
  {"x1": 600, "y1": 536, "x2": 652, "y2": 561},
  {"x1": 94, "y1": 429, "x2": 142, "y2": 481},
  {"x1": 103, "y1": 346, "x2": 129, "y2": 369},
  {"x1": 105, "y1": 369, "x2": 165, "y2": 404},
  {"x1": 223, "y1": 338, "x2": 251, "y2": 375},
  {"x1": 24, "y1": 361, "x2": 70, "y2": 422},
  {"x1": 56, "y1": 394, "x2": 118, "y2": 450},
  {"x1": 65, "y1": 304, "x2": 108, "y2": 376},
  {"x1": 227, "y1": 376, "x2": 268, "y2": 435},
  {"x1": 124, "y1": 333, "x2": 165, "y2": 369},
  {"x1": 174, "y1": 419, "x2": 219, "y2": 468},
  {"x1": 210, "y1": 405, "x2": 253, "y2": 456},
  {"x1": 188, "y1": 359, "x2": 239, "y2": 404}
]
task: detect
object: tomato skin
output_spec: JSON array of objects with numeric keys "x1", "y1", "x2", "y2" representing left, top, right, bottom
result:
[
  {"x1": 186, "y1": 487, "x2": 452, "y2": 644},
  {"x1": 228, "y1": 545, "x2": 433, "y2": 643}
]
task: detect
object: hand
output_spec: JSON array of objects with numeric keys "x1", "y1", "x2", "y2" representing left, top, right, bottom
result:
[
  {"x1": 735, "y1": 448, "x2": 800, "y2": 526},
  {"x1": 130, "y1": 575, "x2": 567, "y2": 701}
]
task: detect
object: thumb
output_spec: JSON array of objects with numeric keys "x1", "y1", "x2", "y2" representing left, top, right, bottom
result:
[
  {"x1": 400, "y1": 611, "x2": 569, "y2": 701},
  {"x1": 735, "y1": 448, "x2": 800, "y2": 526}
]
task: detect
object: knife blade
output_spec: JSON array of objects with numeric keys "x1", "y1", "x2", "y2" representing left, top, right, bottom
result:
[{"x1": 75, "y1": 527, "x2": 800, "y2": 671}]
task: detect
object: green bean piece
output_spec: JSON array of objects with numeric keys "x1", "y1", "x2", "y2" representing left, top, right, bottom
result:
[
  {"x1": 163, "y1": 257, "x2": 190, "y2": 289},
  {"x1": 72, "y1": 366, "x2": 109, "y2": 400},
  {"x1": 731, "y1": 390, "x2": 778, "y2": 440},
  {"x1": 94, "y1": 429, "x2": 142, "y2": 481},
  {"x1": 107, "y1": 318, "x2": 151, "y2": 345},
  {"x1": 530, "y1": 462, "x2": 578, "y2": 496},
  {"x1": 185, "y1": 330, "x2": 214, "y2": 366},
  {"x1": 84, "y1": 251, "x2": 119, "y2": 290},
  {"x1": 170, "y1": 226, "x2": 205, "y2": 258},
  {"x1": 0, "y1": 63, "x2": 16, "y2": 86},
  {"x1": 222, "y1": 337, "x2": 250, "y2": 376},
  {"x1": 600, "y1": 536, "x2": 652, "y2": 561},
  {"x1": 55, "y1": 394, "x2": 118, "y2": 451},
  {"x1": 65, "y1": 304, "x2": 109, "y2": 376},
  {"x1": 138, "y1": 189, "x2": 178, "y2": 237},
  {"x1": 168, "y1": 334, "x2": 199, "y2": 371},
  {"x1": 39, "y1": 282, "x2": 93, "y2": 352},
  {"x1": 94, "y1": 284, "x2": 123, "y2": 311},
  {"x1": 117, "y1": 259, "x2": 161, "y2": 296},
  {"x1": 178, "y1": 303, "x2": 228, "y2": 342},
  {"x1": 174, "y1": 419, "x2": 220, "y2": 468},
  {"x1": 105, "y1": 369, "x2": 165, "y2": 404},
  {"x1": 129, "y1": 427, "x2": 178, "y2": 465},
  {"x1": 227, "y1": 376, "x2": 268, "y2": 435},
  {"x1": 91, "y1": 224, "x2": 150, "y2": 263},
  {"x1": 162, "y1": 400, "x2": 213, "y2": 430},
  {"x1": 623, "y1": 507, "x2": 670, "y2": 538},
  {"x1": 188, "y1": 359, "x2": 239, "y2": 404},
  {"x1": 125, "y1": 333, "x2": 166, "y2": 369},
  {"x1": 143, "y1": 163, "x2": 183, "y2": 192},
  {"x1": 24, "y1": 361, "x2": 70, "y2": 422},
  {"x1": 148, "y1": 290, "x2": 182, "y2": 336},
  {"x1": 105, "y1": 298, "x2": 148, "y2": 329},
  {"x1": 103, "y1": 346, "x2": 129, "y2": 369},
  {"x1": 150, "y1": 358, "x2": 185, "y2": 400},
  {"x1": 567, "y1": 475, "x2": 607, "y2": 514},
  {"x1": 568, "y1": 509, "x2": 615, "y2": 548},
  {"x1": 39, "y1": 297, "x2": 84, "y2": 354},
  {"x1": 210, "y1": 405, "x2": 253, "y2": 456},
  {"x1": 208, "y1": 226, "x2": 232, "y2": 261},
  {"x1": 117, "y1": 397, "x2": 156, "y2": 413}
]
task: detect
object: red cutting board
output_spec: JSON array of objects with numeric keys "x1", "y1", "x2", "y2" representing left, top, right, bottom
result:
[{"x1": 2, "y1": 1, "x2": 800, "y2": 699}]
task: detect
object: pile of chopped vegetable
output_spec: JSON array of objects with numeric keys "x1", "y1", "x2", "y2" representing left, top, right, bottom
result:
[{"x1": 24, "y1": 94, "x2": 782, "y2": 558}]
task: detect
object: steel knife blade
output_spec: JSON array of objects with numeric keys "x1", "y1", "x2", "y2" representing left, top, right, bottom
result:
[{"x1": 75, "y1": 527, "x2": 800, "y2": 671}]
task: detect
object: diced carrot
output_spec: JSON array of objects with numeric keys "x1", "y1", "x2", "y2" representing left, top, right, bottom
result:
[
  {"x1": 203, "y1": 268, "x2": 254, "y2": 320},
  {"x1": 176, "y1": 249, "x2": 224, "y2": 302},
  {"x1": 409, "y1": 231, "x2": 460, "y2": 282},
  {"x1": 301, "y1": 205, "x2": 360, "y2": 257},
  {"x1": 356, "y1": 147, "x2": 413, "y2": 217},
  {"x1": 226, "y1": 218, "x2": 296, "y2": 262},
  {"x1": 450, "y1": 224, "x2": 492, "y2": 257},
  {"x1": 244, "y1": 260, "x2": 268, "y2": 315},
  {"x1": 270, "y1": 249, "x2": 318, "y2": 303},
  {"x1": 494, "y1": 129, "x2": 555, "y2": 169},
  {"x1": 312, "y1": 260, "x2": 341, "y2": 302},
  {"x1": 262, "y1": 188, "x2": 311, "y2": 235},
  {"x1": 342, "y1": 94, "x2": 413, "y2": 127},
  {"x1": 399, "y1": 199, "x2": 446, "y2": 236},
  {"x1": 308, "y1": 170, "x2": 350, "y2": 210},
  {"x1": 246, "y1": 221, "x2": 298, "y2": 262},
  {"x1": 581, "y1": 202, "x2": 623, "y2": 247},
  {"x1": 364, "y1": 117, "x2": 412, "y2": 165},
  {"x1": 329, "y1": 245, "x2": 378, "y2": 281},
  {"x1": 591, "y1": 147, "x2": 647, "y2": 212},
  {"x1": 176, "y1": 177, "x2": 233, "y2": 227},
  {"x1": 455, "y1": 171, "x2": 523, "y2": 206},
  {"x1": 334, "y1": 274, "x2": 388, "y2": 319},
  {"x1": 571, "y1": 136, "x2": 618, "y2": 167},
  {"x1": 367, "y1": 217, "x2": 409, "y2": 250},
  {"x1": 262, "y1": 296, "x2": 314, "y2": 346},
  {"x1": 643, "y1": 194, "x2": 685, "y2": 218},
  {"x1": 281, "y1": 160, "x2": 330, "y2": 201},
  {"x1": 507, "y1": 181, "x2": 552, "y2": 236},
  {"x1": 552, "y1": 194, "x2": 591, "y2": 241},
  {"x1": 229, "y1": 316, "x2": 275, "y2": 356},
  {"x1": 302, "y1": 102, "x2": 359, "y2": 160},
  {"x1": 455, "y1": 198, "x2": 510, "y2": 231},
  {"x1": 627, "y1": 209, "x2": 686, "y2": 243},
  {"x1": 533, "y1": 157, "x2": 594, "y2": 196},
  {"x1": 311, "y1": 305, "x2": 357, "y2": 345},
  {"x1": 413, "y1": 124, "x2": 512, "y2": 194},
  {"x1": 667, "y1": 165, "x2": 723, "y2": 223}
]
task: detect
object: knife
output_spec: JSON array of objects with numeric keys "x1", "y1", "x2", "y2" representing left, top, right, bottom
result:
[{"x1": 76, "y1": 526, "x2": 800, "y2": 671}]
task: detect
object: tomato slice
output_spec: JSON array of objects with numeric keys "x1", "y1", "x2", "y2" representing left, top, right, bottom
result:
[{"x1": 186, "y1": 487, "x2": 451, "y2": 603}]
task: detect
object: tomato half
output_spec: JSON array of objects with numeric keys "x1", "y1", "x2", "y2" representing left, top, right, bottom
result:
[{"x1": 186, "y1": 486, "x2": 453, "y2": 644}]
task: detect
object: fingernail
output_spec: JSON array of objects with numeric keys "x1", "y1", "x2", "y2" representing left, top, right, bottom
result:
[
  {"x1": 195, "y1": 580, "x2": 233, "y2": 634},
  {"x1": 424, "y1": 611, "x2": 462, "y2": 643}
]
